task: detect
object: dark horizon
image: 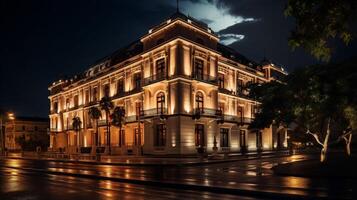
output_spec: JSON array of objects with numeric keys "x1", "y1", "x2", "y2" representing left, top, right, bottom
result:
[{"x1": 1, "y1": 0, "x2": 356, "y2": 118}]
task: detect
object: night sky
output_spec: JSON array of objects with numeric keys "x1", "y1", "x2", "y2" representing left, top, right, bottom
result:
[{"x1": 1, "y1": 0, "x2": 356, "y2": 118}]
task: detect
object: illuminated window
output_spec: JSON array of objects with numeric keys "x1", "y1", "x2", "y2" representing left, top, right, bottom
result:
[
  {"x1": 195, "y1": 124, "x2": 205, "y2": 147},
  {"x1": 156, "y1": 58, "x2": 165, "y2": 75},
  {"x1": 196, "y1": 92, "x2": 204, "y2": 112},
  {"x1": 103, "y1": 84, "x2": 110, "y2": 97},
  {"x1": 256, "y1": 131, "x2": 262, "y2": 149},
  {"x1": 220, "y1": 128, "x2": 229, "y2": 147},
  {"x1": 194, "y1": 59, "x2": 204, "y2": 80},
  {"x1": 237, "y1": 79, "x2": 243, "y2": 94},
  {"x1": 66, "y1": 98, "x2": 70, "y2": 109},
  {"x1": 156, "y1": 92, "x2": 165, "y2": 114},
  {"x1": 74, "y1": 95, "x2": 79, "y2": 107},
  {"x1": 240, "y1": 130, "x2": 246, "y2": 147},
  {"x1": 93, "y1": 87, "x2": 98, "y2": 102},
  {"x1": 218, "y1": 73, "x2": 224, "y2": 89},
  {"x1": 85, "y1": 90, "x2": 89, "y2": 104},
  {"x1": 237, "y1": 106, "x2": 244, "y2": 122},
  {"x1": 155, "y1": 124, "x2": 166, "y2": 146},
  {"x1": 134, "y1": 73, "x2": 141, "y2": 89},
  {"x1": 117, "y1": 79, "x2": 124, "y2": 95}
]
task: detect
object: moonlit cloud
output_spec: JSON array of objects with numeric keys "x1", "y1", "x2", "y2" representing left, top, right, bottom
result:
[
  {"x1": 177, "y1": 0, "x2": 259, "y2": 45},
  {"x1": 219, "y1": 33, "x2": 245, "y2": 45}
]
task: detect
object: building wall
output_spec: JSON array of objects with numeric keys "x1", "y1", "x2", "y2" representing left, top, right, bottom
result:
[{"x1": 48, "y1": 18, "x2": 287, "y2": 155}]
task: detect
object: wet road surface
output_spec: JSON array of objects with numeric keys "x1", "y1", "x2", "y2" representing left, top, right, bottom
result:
[{"x1": 0, "y1": 155, "x2": 355, "y2": 199}]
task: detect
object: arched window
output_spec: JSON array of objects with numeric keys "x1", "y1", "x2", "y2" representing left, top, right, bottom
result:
[
  {"x1": 157, "y1": 92, "x2": 165, "y2": 114},
  {"x1": 196, "y1": 92, "x2": 204, "y2": 112}
]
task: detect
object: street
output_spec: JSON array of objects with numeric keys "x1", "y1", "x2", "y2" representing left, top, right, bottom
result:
[{"x1": 0, "y1": 155, "x2": 355, "y2": 199}]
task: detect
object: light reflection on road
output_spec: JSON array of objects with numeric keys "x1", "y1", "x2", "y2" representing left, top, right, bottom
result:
[{"x1": 0, "y1": 154, "x2": 355, "y2": 199}]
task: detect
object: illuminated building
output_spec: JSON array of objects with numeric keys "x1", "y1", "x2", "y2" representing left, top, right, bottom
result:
[
  {"x1": 4, "y1": 117, "x2": 49, "y2": 151},
  {"x1": 49, "y1": 12, "x2": 287, "y2": 155}
]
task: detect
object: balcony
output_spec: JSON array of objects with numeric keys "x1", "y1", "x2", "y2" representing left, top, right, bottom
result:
[
  {"x1": 192, "y1": 73, "x2": 217, "y2": 85},
  {"x1": 142, "y1": 73, "x2": 166, "y2": 86},
  {"x1": 222, "y1": 115, "x2": 253, "y2": 124},
  {"x1": 218, "y1": 87, "x2": 252, "y2": 100},
  {"x1": 112, "y1": 87, "x2": 142, "y2": 100},
  {"x1": 125, "y1": 108, "x2": 168, "y2": 123}
]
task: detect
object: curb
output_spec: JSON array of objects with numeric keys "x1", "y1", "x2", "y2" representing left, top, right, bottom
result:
[{"x1": 2, "y1": 165, "x2": 341, "y2": 200}]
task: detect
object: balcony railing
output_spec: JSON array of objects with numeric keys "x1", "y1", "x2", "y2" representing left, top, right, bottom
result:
[
  {"x1": 125, "y1": 108, "x2": 168, "y2": 123},
  {"x1": 142, "y1": 73, "x2": 166, "y2": 86},
  {"x1": 112, "y1": 87, "x2": 142, "y2": 99},
  {"x1": 192, "y1": 74, "x2": 218, "y2": 85},
  {"x1": 218, "y1": 88, "x2": 252, "y2": 99}
]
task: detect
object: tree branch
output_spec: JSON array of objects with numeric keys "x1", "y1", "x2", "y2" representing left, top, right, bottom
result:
[{"x1": 306, "y1": 129, "x2": 324, "y2": 147}]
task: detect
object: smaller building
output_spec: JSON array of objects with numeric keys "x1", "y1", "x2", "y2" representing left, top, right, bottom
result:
[{"x1": 4, "y1": 117, "x2": 49, "y2": 151}]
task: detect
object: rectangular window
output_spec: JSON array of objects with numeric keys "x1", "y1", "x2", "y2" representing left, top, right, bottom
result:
[
  {"x1": 85, "y1": 90, "x2": 90, "y2": 104},
  {"x1": 74, "y1": 95, "x2": 79, "y2": 107},
  {"x1": 240, "y1": 130, "x2": 246, "y2": 147},
  {"x1": 117, "y1": 79, "x2": 124, "y2": 95},
  {"x1": 93, "y1": 87, "x2": 98, "y2": 102},
  {"x1": 156, "y1": 58, "x2": 165, "y2": 75},
  {"x1": 103, "y1": 84, "x2": 110, "y2": 97},
  {"x1": 256, "y1": 131, "x2": 262, "y2": 149},
  {"x1": 218, "y1": 73, "x2": 224, "y2": 89},
  {"x1": 220, "y1": 128, "x2": 229, "y2": 147},
  {"x1": 155, "y1": 124, "x2": 166, "y2": 146},
  {"x1": 134, "y1": 73, "x2": 141, "y2": 89},
  {"x1": 194, "y1": 59, "x2": 204, "y2": 80},
  {"x1": 237, "y1": 106, "x2": 244, "y2": 123},
  {"x1": 195, "y1": 124, "x2": 205, "y2": 147},
  {"x1": 237, "y1": 79, "x2": 243, "y2": 94}
]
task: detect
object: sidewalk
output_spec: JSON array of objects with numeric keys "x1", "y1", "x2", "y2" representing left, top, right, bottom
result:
[{"x1": 2, "y1": 150, "x2": 291, "y2": 166}]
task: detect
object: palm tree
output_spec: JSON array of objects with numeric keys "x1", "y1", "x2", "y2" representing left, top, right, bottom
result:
[
  {"x1": 111, "y1": 106, "x2": 125, "y2": 147},
  {"x1": 100, "y1": 96, "x2": 114, "y2": 153},
  {"x1": 88, "y1": 107, "x2": 101, "y2": 147},
  {"x1": 72, "y1": 117, "x2": 82, "y2": 153}
]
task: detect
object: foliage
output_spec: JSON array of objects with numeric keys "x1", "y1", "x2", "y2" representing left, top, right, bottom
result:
[
  {"x1": 111, "y1": 107, "x2": 125, "y2": 128},
  {"x1": 88, "y1": 107, "x2": 101, "y2": 120},
  {"x1": 100, "y1": 96, "x2": 114, "y2": 114},
  {"x1": 249, "y1": 58, "x2": 357, "y2": 160},
  {"x1": 72, "y1": 117, "x2": 82, "y2": 132},
  {"x1": 15, "y1": 133, "x2": 49, "y2": 151},
  {"x1": 285, "y1": 0, "x2": 356, "y2": 61}
]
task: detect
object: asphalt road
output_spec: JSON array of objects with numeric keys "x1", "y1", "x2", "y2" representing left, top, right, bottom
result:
[{"x1": 0, "y1": 155, "x2": 355, "y2": 199}]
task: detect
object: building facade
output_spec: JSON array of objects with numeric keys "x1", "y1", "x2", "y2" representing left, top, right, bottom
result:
[
  {"x1": 48, "y1": 13, "x2": 287, "y2": 155},
  {"x1": 4, "y1": 117, "x2": 49, "y2": 151}
]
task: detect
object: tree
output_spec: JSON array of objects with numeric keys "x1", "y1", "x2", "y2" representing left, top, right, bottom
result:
[
  {"x1": 111, "y1": 106, "x2": 125, "y2": 147},
  {"x1": 72, "y1": 117, "x2": 82, "y2": 150},
  {"x1": 99, "y1": 96, "x2": 114, "y2": 152},
  {"x1": 88, "y1": 107, "x2": 101, "y2": 147},
  {"x1": 285, "y1": 0, "x2": 357, "y2": 61},
  {"x1": 250, "y1": 59, "x2": 357, "y2": 162}
]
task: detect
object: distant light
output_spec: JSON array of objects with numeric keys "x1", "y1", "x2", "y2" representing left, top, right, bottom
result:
[
  {"x1": 167, "y1": 19, "x2": 171, "y2": 24},
  {"x1": 148, "y1": 29, "x2": 153, "y2": 34},
  {"x1": 187, "y1": 19, "x2": 192, "y2": 24}
]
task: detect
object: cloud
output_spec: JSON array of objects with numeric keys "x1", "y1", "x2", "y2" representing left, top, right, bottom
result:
[
  {"x1": 219, "y1": 33, "x2": 245, "y2": 45},
  {"x1": 178, "y1": 0, "x2": 259, "y2": 44}
]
